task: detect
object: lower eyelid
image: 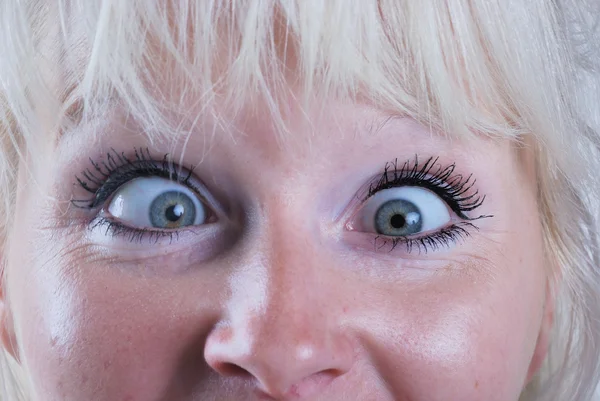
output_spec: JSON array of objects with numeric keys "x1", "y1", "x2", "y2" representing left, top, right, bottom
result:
[
  {"x1": 342, "y1": 221, "x2": 479, "y2": 256},
  {"x1": 87, "y1": 215, "x2": 224, "y2": 247},
  {"x1": 82, "y1": 223, "x2": 233, "y2": 274}
]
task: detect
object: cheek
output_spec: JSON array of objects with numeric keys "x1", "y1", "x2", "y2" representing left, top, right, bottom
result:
[
  {"x1": 9, "y1": 246, "x2": 226, "y2": 401},
  {"x1": 353, "y1": 204, "x2": 547, "y2": 398},
  {"x1": 353, "y1": 255, "x2": 545, "y2": 400},
  {"x1": 8, "y1": 234, "x2": 545, "y2": 401}
]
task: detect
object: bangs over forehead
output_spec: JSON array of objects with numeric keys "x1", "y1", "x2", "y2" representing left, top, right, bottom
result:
[{"x1": 0, "y1": 0, "x2": 576, "y2": 149}]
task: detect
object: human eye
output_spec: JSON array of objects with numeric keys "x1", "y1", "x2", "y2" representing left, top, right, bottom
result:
[
  {"x1": 73, "y1": 148, "x2": 218, "y2": 243},
  {"x1": 106, "y1": 177, "x2": 208, "y2": 229},
  {"x1": 349, "y1": 156, "x2": 492, "y2": 254}
]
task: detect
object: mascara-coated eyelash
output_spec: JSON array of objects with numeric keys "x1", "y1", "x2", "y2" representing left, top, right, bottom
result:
[
  {"x1": 366, "y1": 156, "x2": 491, "y2": 220},
  {"x1": 356, "y1": 156, "x2": 492, "y2": 254},
  {"x1": 89, "y1": 217, "x2": 183, "y2": 244},
  {"x1": 372, "y1": 222, "x2": 477, "y2": 254},
  {"x1": 72, "y1": 148, "x2": 199, "y2": 210}
]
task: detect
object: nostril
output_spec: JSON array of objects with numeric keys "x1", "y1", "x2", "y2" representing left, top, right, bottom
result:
[
  {"x1": 283, "y1": 370, "x2": 337, "y2": 398},
  {"x1": 204, "y1": 324, "x2": 355, "y2": 398},
  {"x1": 216, "y1": 362, "x2": 253, "y2": 378}
]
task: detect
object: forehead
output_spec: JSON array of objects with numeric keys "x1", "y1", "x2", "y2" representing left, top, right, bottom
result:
[
  {"x1": 56, "y1": 95, "x2": 506, "y2": 188},
  {"x1": 40, "y1": 0, "x2": 524, "y2": 144},
  {"x1": 25, "y1": 0, "x2": 570, "y2": 174}
]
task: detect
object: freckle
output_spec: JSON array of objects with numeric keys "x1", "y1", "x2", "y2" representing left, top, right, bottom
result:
[
  {"x1": 288, "y1": 384, "x2": 300, "y2": 397},
  {"x1": 474, "y1": 380, "x2": 479, "y2": 389},
  {"x1": 216, "y1": 327, "x2": 233, "y2": 342}
]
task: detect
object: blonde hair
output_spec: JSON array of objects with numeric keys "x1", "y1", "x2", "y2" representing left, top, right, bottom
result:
[{"x1": 1, "y1": 1, "x2": 600, "y2": 400}]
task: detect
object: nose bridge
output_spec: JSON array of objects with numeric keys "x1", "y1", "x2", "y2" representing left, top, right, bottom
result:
[
  {"x1": 250, "y1": 206, "x2": 337, "y2": 362},
  {"x1": 260, "y1": 188, "x2": 332, "y2": 316},
  {"x1": 204, "y1": 199, "x2": 354, "y2": 397}
]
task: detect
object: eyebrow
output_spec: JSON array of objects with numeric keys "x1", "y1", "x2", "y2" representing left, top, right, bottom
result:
[
  {"x1": 369, "y1": 115, "x2": 401, "y2": 137},
  {"x1": 363, "y1": 113, "x2": 441, "y2": 143},
  {"x1": 56, "y1": 90, "x2": 121, "y2": 143},
  {"x1": 56, "y1": 88, "x2": 439, "y2": 159}
]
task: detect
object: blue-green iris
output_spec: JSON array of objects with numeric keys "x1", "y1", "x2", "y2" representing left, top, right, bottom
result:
[
  {"x1": 149, "y1": 191, "x2": 197, "y2": 228},
  {"x1": 374, "y1": 199, "x2": 423, "y2": 236}
]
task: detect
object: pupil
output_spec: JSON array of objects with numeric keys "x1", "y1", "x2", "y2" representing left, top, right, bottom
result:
[
  {"x1": 390, "y1": 214, "x2": 406, "y2": 229},
  {"x1": 165, "y1": 204, "x2": 184, "y2": 222}
]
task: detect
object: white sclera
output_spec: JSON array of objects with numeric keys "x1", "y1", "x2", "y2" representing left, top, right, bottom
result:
[
  {"x1": 106, "y1": 177, "x2": 206, "y2": 228},
  {"x1": 360, "y1": 187, "x2": 451, "y2": 234}
]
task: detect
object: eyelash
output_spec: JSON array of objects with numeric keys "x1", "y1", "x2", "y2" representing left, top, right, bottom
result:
[
  {"x1": 73, "y1": 148, "x2": 198, "y2": 210},
  {"x1": 74, "y1": 150, "x2": 490, "y2": 253},
  {"x1": 90, "y1": 217, "x2": 183, "y2": 244},
  {"x1": 363, "y1": 156, "x2": 492, "y2": 253},
  {"x1": 372, "y1": 222, "x2": 477, "y2": 254},
  {"x1": 73, "y1": 148, "x2": 201, "y2": 242},
  {"x1": 366, "y1": 156, "x2": 487, "y2": 219}
]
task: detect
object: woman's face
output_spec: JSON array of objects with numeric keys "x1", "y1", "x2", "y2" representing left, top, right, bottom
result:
[{"x1": 2, "y1": 101, "x2": 550, "y2": 401}]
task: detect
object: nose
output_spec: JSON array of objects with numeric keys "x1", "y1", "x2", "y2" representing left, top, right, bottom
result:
[
  {"x1": 205, "y1": 325, "x2": 353, "y2": 399},
  {"x1": 204, "y1": 242, "x2": 354, "y2": 399}
]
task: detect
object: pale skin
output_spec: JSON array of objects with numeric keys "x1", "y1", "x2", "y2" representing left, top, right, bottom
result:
[{"x1": 0, "y1": 99, "x2": 552, "y2": 400}]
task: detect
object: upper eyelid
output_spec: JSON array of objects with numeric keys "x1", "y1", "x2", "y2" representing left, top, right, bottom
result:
[
  {"x1": 365, "y1": 156, "x2": 461, "y2": 201},
  {"x1": 75, "y1": 151, "x2": 488, "y2": 221},
  {"x1": 361, "y1": 157, "x2": 490, "y2": 221},
  {"x1": 72, "y1": 150, "x2": 220, "y2": 212},
  {"x1": 75, "y1": 162, "x2": 194, "y2": 208}
]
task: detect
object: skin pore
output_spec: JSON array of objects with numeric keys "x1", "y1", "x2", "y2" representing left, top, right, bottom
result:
[{"x1": 0, "y1": 98, "x2": 552, "y2": 401}]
